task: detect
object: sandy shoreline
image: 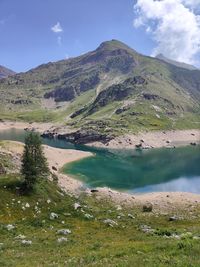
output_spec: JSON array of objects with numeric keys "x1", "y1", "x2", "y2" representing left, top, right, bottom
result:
[
  {"x1": 0, "y1": 121, "x2": 58, "y2": 132},
  {"x1": 0, "y1": 140, "x2": 200, "y2": 212},
  {"x1": 89, "y1": 129, "x2": 200, "y2": 149},
  {"x1": 0, "y1": 122, "x2": 200, "y2": 211},
  {"x1": 0, "y1": 140, "x2": 93, "y2": 194},
  {"x1": 0, "y1": 120, "x2": 199, "y2": 150}
]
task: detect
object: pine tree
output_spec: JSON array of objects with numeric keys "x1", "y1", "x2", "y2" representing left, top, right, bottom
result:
[{"x1": 21, "y1": 132, "x2": 49, "y2": 190}]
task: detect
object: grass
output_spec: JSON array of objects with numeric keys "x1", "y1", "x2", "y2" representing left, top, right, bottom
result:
[
  {"x1": 0, "y1": 151, "x2": 200, "y2": 267},
  {"x1": 0, "y1": 39, "x2": 200, "y2": 136}
]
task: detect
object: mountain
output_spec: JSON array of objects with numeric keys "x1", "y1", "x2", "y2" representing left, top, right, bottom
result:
[
  {"x1": 0, "y1": 65, "x2": 15, "y2": 79},
  {"x1": 156, "y1": 54, "x2": 198, "y2": 71},
  {"x1": 0, "y1": 40, "x2": 199, "y2": 136}
]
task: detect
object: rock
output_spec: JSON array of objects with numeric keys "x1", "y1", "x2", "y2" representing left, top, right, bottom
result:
[
  {"x1": 50, "y1": 212, "x2": 59, "y2": 220},
  {"x1": 25, "y1": 203, "x2": 30, "y2": 208},
  {"x1": 91, "y1": 189, "x2": 99, "y2": 193},
  {"x1": 128, "y1": 214, "x2": 135, "y2": 219},
  {"x1": 142, "y1": 203, "x2": 153, "y2": 212},
  {"x1": 57, "y1": 237, "x2": 68, "y2": 243},
  {"x1": 170, "y1": 234, "x2": 181, "y2": 240},
  {"x1": 190, "y1": 142, "x2": 197, "y2": 146},
  {"x1": 169, "y1": 215, "x2": 179, "y2": 221},
  {"x1": 103, "y1": 219, "x2": 118, "y2": 227},
  {"x1": 84, "y1": 213, "x2": 94, "y2": 219},
  {"x1": 116, "y1": 205, "x2": 122, "y2": 211},
  {"x1": 15, "y1": 234, "x2": 26, "y2": 240},
  {"x1": 74, "y1": 203, "x2": 81, "y2": 210},
  {"x1": 57, "y1": 229, "x2": 71, "y2": 235},
  {"x1": 6, "y1": 224, "x2": 15, "y2": 231},
  {"x1": 52, "y1": 166, "x2": 58, "y2": 171},
  {"x1": 140, "y1": 225, "x2": 155, "y2": 234},
  {"x1": 21, "y1": 240, "x2": 32, "y2": 246},
  {"x1": 42, "y1": 128, "x2": 114, "y2": 145},
  {"x1": 135, "y1": 143, "x2": 142, "y2": 149}
]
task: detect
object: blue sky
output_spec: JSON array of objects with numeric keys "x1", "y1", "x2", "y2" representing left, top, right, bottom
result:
[
  {"x1": 0, "y1": 0, "x2": 200, "y2": 72},
  {"x1": 0, "y1": 0, "x2": 153, "y2": 72}
]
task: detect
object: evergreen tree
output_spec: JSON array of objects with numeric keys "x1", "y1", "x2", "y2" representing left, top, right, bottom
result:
[{"x1": 21, "y1": 132, "x2": 49, "y2": 190}]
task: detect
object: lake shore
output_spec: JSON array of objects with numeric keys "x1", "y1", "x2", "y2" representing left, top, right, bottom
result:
[
  {"x1": 88, "y1": 129, "x2": 200, "y2": 149},
  {"x1": 0, "y1": 140, "x2": 200, "y2": 212},
  {"x1": 0, "y1": 140, "x2": 93, "y2": 194},
  {"x1": 0, "y1": 120, "x2": 199, "y2": 150}
]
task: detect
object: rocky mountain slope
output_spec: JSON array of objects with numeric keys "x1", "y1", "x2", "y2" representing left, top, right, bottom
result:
[
  {"x1": 0, "y1": 65, "x2": 15, "y2": 79},
  {"x1": 0, "y1": 40, "x2": 199, "y2": 137}
]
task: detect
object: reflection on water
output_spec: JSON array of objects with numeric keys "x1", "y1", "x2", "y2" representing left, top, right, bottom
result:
[
  {"x1": 0, "y1": 128, "x2": 200, "y2": 194},
  {"x1": 131, "y1": 176, "x2": 200, "y2": 194}
]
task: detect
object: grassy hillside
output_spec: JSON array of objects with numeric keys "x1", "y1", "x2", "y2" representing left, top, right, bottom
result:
[
  {"x1": 0, "y1": 150, "x2": 200, "y2": 267},
  {"x1": 0, "y1": 40, "x2": 200, "y2": 135}
]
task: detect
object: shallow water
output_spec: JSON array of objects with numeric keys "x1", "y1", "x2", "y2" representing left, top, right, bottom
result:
[{"x1": 0, "y1": 128, "x2": 200, "y2": 193}]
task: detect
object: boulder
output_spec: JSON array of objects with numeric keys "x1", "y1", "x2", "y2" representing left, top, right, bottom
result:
[
  {"x1": 57, "y1": 229, "x2": 71, "y2": 235},
  {"x1": 21, "y1": 240, "x2": 32, "y2": 246},
  {"x1": 103, "y1": 219, "x2": 118, "y2": 227},
  {"x1": 50, "y1": 212, "x2": 59, "y2": 220},
  {"x1": 142, "y1": 203, "x2": 153, "y2": 212}
]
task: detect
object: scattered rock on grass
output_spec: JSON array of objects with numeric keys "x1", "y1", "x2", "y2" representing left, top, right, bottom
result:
[
  {"x1": 169, "y1": 215, "x2": 180, "y2": 221},
  {"x1": 140, "y1": 225, "x2": 155, "y2": 234},
  {"x1": 6, "y1": 224, "x2": 15, "y2": 231},
  {"x1": 128, "y1": 214, "x2": 135, "y2": 219},
  {"x1": 143, "y1": 203, "x2": 153, "y2": 212},
  {"x1": 57, "y1": 229, "x2": 71, "y2": 235},
  {"x1": 84, "y1": 213, "x2": 94, "y2": 219},
  {"x1": 15, "y1": 234, "x2": 26, "y2": 240},
  {"x1": 74, "y1": 203, "x2": 81, "y2": 210},
  {"x1": 50, "y1": 212, "x2": 59, "y2": 220},
  {"x1": 103, "y1": 219, "x2": 118, "y2": 227},
  {"x1": 21, "y1": 240, "x2": 32, "y2": 246},
  {"x1": 25, "y1": 203, "x2": 30, "y2": 208}
]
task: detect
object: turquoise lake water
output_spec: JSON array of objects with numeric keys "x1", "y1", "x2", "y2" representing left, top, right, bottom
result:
[{"x1": 0, "y1": 128, "x2": 200, "y2": 193}]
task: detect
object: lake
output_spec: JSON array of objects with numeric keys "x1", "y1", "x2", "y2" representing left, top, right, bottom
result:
[{"x1": 0, "y1": 128, "x2": 200, "y2": 194}]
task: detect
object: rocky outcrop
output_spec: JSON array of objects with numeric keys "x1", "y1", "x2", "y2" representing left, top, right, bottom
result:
[
  {"x1": 44, "y1": 73, "x2": 100, "y2": 102},
  {"x1": 41, "y1": 129, "x2": 114, "y2": 145},
  {"x1": 87, "y1": 76, "x2": 146, "y2": 115}
]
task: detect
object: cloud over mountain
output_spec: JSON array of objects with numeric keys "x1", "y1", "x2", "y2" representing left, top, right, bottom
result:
[{"x1": 134, "y1": 0, "x2": 200, "y2": 65}]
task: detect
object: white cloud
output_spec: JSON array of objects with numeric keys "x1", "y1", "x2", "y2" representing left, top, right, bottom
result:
[
  {"x1": 51, "y1": 22, "x2": 63, "y2": 33},
  {"x1": 133, "y1": 0, "x2": 200, "y2": 64}
]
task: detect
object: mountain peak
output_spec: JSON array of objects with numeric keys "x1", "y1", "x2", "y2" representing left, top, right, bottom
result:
[{"x1": 97, "y1": 39, "x2": 137, "y2": 54}]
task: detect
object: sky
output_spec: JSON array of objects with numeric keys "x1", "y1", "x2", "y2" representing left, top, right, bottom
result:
[{"x1": 0, "y1": 0, "x2": 200, "y2": 72}]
